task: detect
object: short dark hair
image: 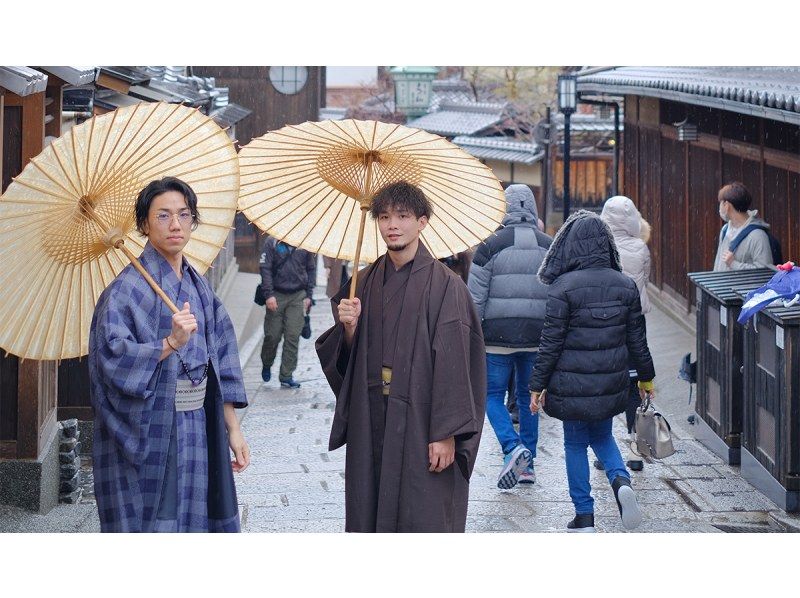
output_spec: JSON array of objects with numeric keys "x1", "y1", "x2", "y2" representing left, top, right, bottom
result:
[
  {"x1": 135, "y1": 176, "x2": 200, "y2": 235},
  {"x1": 718, "y1": 182, "x2": 752, "y2": 213},
  {"x1": 369, "y1": 181, "x2": 433, "y2": 220}
]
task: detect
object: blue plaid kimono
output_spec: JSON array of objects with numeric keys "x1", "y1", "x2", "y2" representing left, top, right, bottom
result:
[{"x1": 89, "y1": 243, "x2": 247, "y2": 532}]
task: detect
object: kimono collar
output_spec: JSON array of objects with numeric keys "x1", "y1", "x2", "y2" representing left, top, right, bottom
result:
[
  {"x1": 409, "y1": 240, "x2": 435, "y2": 274},
  {"x1": 138, "y1": 242, "x2": 190, "y2": 281}
]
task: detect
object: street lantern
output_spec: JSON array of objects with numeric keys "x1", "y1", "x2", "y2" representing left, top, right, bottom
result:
[
  {"x1": 557, "y1": 73, "x2": 578, "y2": 223},
  {"x1": 390, "y1": 66, "x2": 439, "y2": 119},
  {"x1": 557, "y1": 74, "x2": 577, "y2": 114}
]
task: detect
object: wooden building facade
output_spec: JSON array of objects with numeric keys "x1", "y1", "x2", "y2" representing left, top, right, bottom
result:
[
  {"x1": 577, "y1": 67, "x2": 800, "y2": 315},
  {"x1": 193, "y1": 67, "x2": 326, "y2": 273},
  {"x1": 0, "y1": 67, "x2": 61, "y2": 512}
]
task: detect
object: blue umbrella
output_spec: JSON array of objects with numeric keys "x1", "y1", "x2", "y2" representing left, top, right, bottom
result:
[{"x1": 737, "y1": 264, "x2": 800, "y2": 324}]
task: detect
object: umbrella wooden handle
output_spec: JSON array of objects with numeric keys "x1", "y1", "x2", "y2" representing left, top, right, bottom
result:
[
  {"x1": 116, "y1": 243, "x2": 180, "y2": 314},
  {"x1": 349, "y1": 206, "x2": 369, "y2": 300}
]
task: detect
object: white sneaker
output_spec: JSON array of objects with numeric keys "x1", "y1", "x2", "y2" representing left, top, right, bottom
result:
[{"x1": 612, "y1": 476, "x2": 642, "y2": 530}]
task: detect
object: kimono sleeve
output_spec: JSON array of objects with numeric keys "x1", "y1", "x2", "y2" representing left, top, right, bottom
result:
[
  {"x1": 429, "y1": 279, "x2": 483, "y2": 443},
  {"x1": 213, "y1": 294, "x2": 248, "y2": 408},
  {"x1": 92, "y1": 291, "x2": 163, "y2": 400}
]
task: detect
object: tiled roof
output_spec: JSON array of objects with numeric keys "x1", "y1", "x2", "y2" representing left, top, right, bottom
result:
[
  {"x1": 146, "y1": 79, "x2": 210, "y2": 107},
  {"x1": 39, "y1": 66, "x2": 96, "y2": 86},
  {"x1": 209, "y1": 103, "x2": 252, "y2": 128},
  {"x1": 430, "y1": 79, "x2": 474, "y2": 109},
  {"x1": 577, "y1": 66, "x2": 800, "y2": 124},
  {"x1": 98, "y1": 66, "x2": 151, "y2": 85},
  {"x1": 93, "y1": 89, "x2": 144, "y2": 111},
  {"x1": 0, "y1": 66, "x2": 48, "y2": 96},
  {"x1": 128, "y1": 84, "x2": 185, "y2": 104},
  {"x1": 554, "y1": 113, "x2": 620, "y2": 133},
  {"x1": 407, "y1": 100, "x2": 506, "y2": 136},
  {"x1": 451, "y1": 135, "x2": 544, "y2": 165},
  {"x1": 359, "y1": 80, "x2": 476, "y2": 115},
  {"x1": 319, "y1": 106, "x2": 348, "y2": 121}
]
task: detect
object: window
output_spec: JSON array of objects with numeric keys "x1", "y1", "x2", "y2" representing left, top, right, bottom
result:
[{"x1": 269, "y1": 66, "x2": 308, "y2": 95}]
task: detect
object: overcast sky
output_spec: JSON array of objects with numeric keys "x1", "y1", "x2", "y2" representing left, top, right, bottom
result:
[{"x1": 326, "y1": 66, "x2": 378, "y2": 87}]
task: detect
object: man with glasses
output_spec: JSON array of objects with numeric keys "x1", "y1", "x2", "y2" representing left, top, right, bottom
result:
[{"x1": 89, "y1": 176, "x2": 250, "y2": 532}]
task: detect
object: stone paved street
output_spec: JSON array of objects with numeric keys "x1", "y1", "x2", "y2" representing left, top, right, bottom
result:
[{"x1": 2, "y1": 270, "x2": 800, "y2": 533}]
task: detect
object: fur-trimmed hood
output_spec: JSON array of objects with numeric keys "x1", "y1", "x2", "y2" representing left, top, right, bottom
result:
[{"x1": 537, "y1": 210, "x2": 622, "y2": 285}]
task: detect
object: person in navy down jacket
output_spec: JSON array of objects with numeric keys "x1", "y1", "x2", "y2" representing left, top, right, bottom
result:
[{"x1": 528, "y1": 210, "x2": 656, "y2": 533}]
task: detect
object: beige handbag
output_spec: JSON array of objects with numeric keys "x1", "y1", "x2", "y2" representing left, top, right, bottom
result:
[{"x1": 632, "y1": 394, "x2": 676, "y2": 459}]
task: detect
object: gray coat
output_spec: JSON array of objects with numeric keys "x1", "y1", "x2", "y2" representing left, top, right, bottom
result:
[
  {"x1": 713, "y1": 211, "x2": 774, "y2": 271},
  {"x1": 467, "y1": 185, "x2": 552, "y2": 349}
]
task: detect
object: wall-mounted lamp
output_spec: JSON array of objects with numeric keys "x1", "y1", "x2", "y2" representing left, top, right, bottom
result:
[{"x1": 674, "y1": 118, "x2": 699, "y2": 142}]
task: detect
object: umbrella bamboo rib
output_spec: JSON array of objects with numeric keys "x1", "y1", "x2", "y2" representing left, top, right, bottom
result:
[
  {"x1": 421, "y1": 201, "x2": 468, "y2": 254},
  {"x1": 83, "y1": 117, "x2": 95, "y2": 195},
  {"x1": 130, "y1": 125, "x2": 225, "y2": 181},
  {"x1": 334, "y1": 200, "x2": 359, "y2": 259},
  {"x1": 70, "y1": 127, "x2": 86, "y2": 197},
  {"x1": 49, "y1": 142, "x2": 82, "y2": 198},
  {"x1": 113, "y1": 108, "x2": 199, "y2": 179},
  {"x1": 9, "y1": 178, "x2": 76, "y2": 204},
  {"x1": 373, "y1": 127, "x2": 426, "y2": 151},
  {"x1": 94, "y1": 103, "x2": 154, "y2": 189},
  {"x1": 38, "y1": 258, "x2": 73, "y2": 357},
  {"x1": 239, "y1": 169, "x2": 323, "y2": 203},
  {"x1": 142, "y1": 151, "x2": 238, "y2": 185},
  {"x1": 425, "y1": 190, "x2": 498, "y2": 238},
  {"x1": 238, "y1": 156, "x2": 318, "y2": 169},
  {"x1": 26, "y1": 158, "x2": 79, "y2": 201},
  {"x1": 107, "y1": 103, "x2": 172, "y2": 177},
  {"x1": 247, "y1": 176, "x2": 330, "y2": 220},
  {"x1": 265, "y1": 132, "x2": 342, "y2": 152},
  {"x1": 420, "y1": 161, "x2": 504, "y2": 184},
  {"x1": 87, "y1": 111, "x2": 115, "y2": 193},
  {"x1": 307, "y1": 120, "x2": 366, "y2": 148},
  {"x1": 293, "y1": 122, "x2": 359, "y2": 147},
  {"x1": 372, "y1": 123, "x2": 404, "y2": 151},
  {"x1": 314, "y1": 193, "x2": 351, "y2": 254},
  {"x1": 239, "y1": 161, "x2": 317, "y2": 180},
  {"x1": 421, "y1": 170, "x2": 505, "y2": 209},
  {"x1": 4, "y1": 256, "x2": 63, "y2": 353},
  {"x1": 93, "y1": 107, "x2": 132, "y2": 188},
  {"x1": 279, "y1": 186, "x2": 340, "y2": 243}
]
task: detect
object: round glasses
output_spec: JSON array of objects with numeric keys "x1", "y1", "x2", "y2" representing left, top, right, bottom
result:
[{"x1": 154, "y1": 211, "x2": 194, "y2": 226}]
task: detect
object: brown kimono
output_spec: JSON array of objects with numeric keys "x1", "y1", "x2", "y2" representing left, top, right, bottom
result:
[{"x1": 316, "y1": 243, "x2": 486, "y2": 532}]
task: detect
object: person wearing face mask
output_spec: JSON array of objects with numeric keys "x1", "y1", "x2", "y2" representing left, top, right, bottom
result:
[{"x1": 713, "y1": 182, "x2": 775, "y2": 271}]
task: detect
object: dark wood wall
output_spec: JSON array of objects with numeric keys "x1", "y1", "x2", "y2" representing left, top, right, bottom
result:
[
  {"x1": 192, "y1": 66, "x2": 325, "y2": 273},
  {"x1": 624, "y1": 95, "x2": 800, "y2": 312},
  {"x1": 1, "y1": 88, "x2": 59, "y2": 461},
  {"x1": 193, "y1": 66, "x2": 325, "y2": 146}
]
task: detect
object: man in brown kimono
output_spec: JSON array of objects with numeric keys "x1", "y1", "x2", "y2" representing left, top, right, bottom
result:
[{"x1": 316, "y1": 181, "x2": 486, "y2": 532}]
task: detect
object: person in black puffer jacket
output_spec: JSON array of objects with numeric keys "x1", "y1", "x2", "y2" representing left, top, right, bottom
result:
[{"x1": 528, "y1": 211, "x2": 656, "y2": 533}]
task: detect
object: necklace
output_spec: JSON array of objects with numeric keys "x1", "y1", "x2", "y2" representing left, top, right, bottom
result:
[{"x1": 176, "y1": 352, "x2": 210, "y2": 387}]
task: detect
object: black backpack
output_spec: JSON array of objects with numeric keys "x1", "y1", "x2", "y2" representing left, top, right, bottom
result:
[{"x1": 721, "y1": 223, "x2": 782, "y2": 265}]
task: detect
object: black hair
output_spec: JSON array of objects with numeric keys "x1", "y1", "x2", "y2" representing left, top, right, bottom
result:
[
  {"x1": 718, "y1": 181, "x2": 752, "y2": 213},
  {"x1": 369, "y1": 181, "x2": 433, "y2": 220},
  {"x1": 135, "y1": 176, "x2": 200, "y2": 235}
]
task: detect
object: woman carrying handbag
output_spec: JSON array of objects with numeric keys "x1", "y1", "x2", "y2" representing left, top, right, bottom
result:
[{"x1": 529, "y1": 211, "x2": 656, "y2": 533}]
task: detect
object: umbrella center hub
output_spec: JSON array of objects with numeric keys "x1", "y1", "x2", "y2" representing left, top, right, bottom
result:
[
  {"x1": 78, "y1": 195, "x2": 96, "y2": 217},
  {"x1": 315, "y1": 145, "x2": 423, "y2": 203}
]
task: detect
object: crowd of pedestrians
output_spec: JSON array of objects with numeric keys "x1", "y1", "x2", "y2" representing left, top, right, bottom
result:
[{"x1": 90, "y1": 173, "x2": 776, "y2": 534}]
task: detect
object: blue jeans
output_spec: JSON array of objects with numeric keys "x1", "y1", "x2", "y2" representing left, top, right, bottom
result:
[
  {"x1": 563, "y1": 418, "x2": 629, "y2": 514},
  {"x1": 485, "y1": 352, "x2": 540, "y2": 457}
]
